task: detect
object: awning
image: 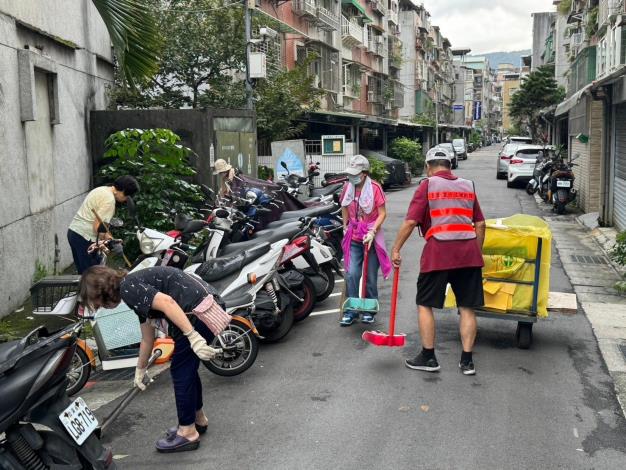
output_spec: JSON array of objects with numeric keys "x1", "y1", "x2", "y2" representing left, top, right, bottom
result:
[
  {"x1": 555, "y1": 82, "x2": 593, "y2": 116},
  {"x1": 341, "y1": 0, "x2": 373, "y2": 23},
  {"x1": 253, "y1": 9, "x2": 308, "y2": 36}
]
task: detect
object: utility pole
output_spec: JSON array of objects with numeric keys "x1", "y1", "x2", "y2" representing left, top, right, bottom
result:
[{"x1": 244, "y1": 0, "x2": 254, "y2": 110}]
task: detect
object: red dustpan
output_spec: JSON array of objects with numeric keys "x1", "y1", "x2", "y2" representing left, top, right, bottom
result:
[{"x1": 362, "y1": 266, "x2": 406, "y2": 347}]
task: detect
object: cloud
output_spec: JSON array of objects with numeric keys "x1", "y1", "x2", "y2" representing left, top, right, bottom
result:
[{"x1": 421, "y1": 0, "x2": 554, "y2": 53}]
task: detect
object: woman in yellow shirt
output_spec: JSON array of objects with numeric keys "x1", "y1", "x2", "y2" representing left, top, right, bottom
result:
[{"x1": 67, "y1": 176, "x2": 139, "y2": 273}]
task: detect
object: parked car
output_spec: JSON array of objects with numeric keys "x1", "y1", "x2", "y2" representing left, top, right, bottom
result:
[
  {"x1": 435, "y1": 143, "x2": 458, "y2": 169},
  {"x1": 452, "y1": 139, "x2": 467, "y2": 160},
  {"x1": 361, "y1": 150, "x2": 411, "y2": 188},
  {"x1": 506, "y1": 135, "x2": 533, "y2": 145},
  {"x1": 497, "y1": 143, "x2": 520, "y2": 179},
  {"x1": 507, "y1": 145, "x2": 555, "y2": 188}
]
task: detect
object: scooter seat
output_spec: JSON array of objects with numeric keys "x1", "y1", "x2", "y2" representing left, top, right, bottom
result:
[
  {"x1": 279, "y1": 205, "x2": 336, "y2": 220},
  {"x1": 220, "y1": 225, "x2": 301, "y2": 256},
  {"x1": 0, "y1": 340, "x2": 24, "y2": 364},
  {"x1": 196, "y1": 243, "x2": 270, "y2": 282},
  {"x1": 221, "y1": 291, "x2": 254, "y2": 309},
  {"x1": 310, "y1": 183, "x2": 343, "y2": 198}
]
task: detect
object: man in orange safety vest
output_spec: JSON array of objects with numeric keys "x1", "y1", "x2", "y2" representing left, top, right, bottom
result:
[{"x1": 391, "y1": 147, "x2": 486, "y2": 376}]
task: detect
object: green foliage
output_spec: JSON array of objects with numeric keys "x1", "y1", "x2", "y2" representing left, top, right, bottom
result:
[
  {"x1": 509, "y1": 66, "x2": 565, "y2": 141},
  {"x1": 611, "y1": 231, "x2": 626, "y2": 267},
  {"x1": 97, "y1": 128, "x2": 204, "y2": 256},
  {"x1": 108, "y1": 0, "x2": 322, "y2": 144},
  {"x1": 258, "y1": 165, "x2": 274, "y2": 181},
  {"x1": 585, "y1": 6, "x2": 599, "y2": 39},
  {"x1": 92, "y1": 0, "x2": 162, "y2": 88},
  {"x1": 367, "y1": 157, "x2": 388, "y2": 185},
  {"x1": 33, "y1": 260, "x2": 48, "y2": 283},
  {"x1": 558, "y1": 0, "x2": 572, "y2": 15},
  {"x1": 388, "y1": 137, "x2": 424, "y2": 175},
  {"x1": 469, "y1": 131, "x2": 482, "y2": 146},
  {"x1": 412, "y1": 113, "x2": 436, "y2": 127}
]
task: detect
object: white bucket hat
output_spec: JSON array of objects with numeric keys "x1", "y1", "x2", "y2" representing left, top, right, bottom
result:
[
  {"x1": 344, "y1": 154, "x2": 370, "y2": 175},
  {"x1": 213, "y1": 159, "x2": 233, "y2": 175}
]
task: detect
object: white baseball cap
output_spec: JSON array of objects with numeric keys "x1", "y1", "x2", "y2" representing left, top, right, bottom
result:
[
  {"x1": 425, "y1": 147, "x2": 452, "y2": 163},
  {"x1": 344, "y1": 154, "x2": 370, "y2": 175}
]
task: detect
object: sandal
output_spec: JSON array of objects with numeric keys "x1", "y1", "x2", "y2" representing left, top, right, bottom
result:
[
  {"x1": 165, "y1": 424, "x2": 207, "y2": 440},
  {"x1": 155, "y1": 434, "x2": 200, "y2": 453}
]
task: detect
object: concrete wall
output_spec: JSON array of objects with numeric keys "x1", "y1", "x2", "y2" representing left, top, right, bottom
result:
[
  {"x1": 399, "y1": 10, "x2": 417, "y2": 118},
  {"x1": 0, "y1": 2, "x2": 113, "y2": 317},
  {"x1": 554, "y1": 13, "x2": 569, "y2": 87},
  {"x1": 531, "y1": 12, "x2": 555, "y2": 71}
]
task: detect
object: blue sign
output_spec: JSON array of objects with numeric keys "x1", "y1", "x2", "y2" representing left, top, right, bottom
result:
[
  {"x1": 473, "y1": 101, "x2": 482, "y2": 121},
  {"x1": 453, "y1": 105, "x2": 464, "y2": 111},
  {"x1": 275, "y1": 147, "x2": 305, "y2": 178}
]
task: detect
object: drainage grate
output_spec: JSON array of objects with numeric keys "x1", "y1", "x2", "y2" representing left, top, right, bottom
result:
[
  {"x1": 619, "y1": 344, "x2": 626, "y2": 362},
  {"x1": 90, "y1": 368, "x2": 134, "y2": 382},
  {"x1": 570, "y1": 255, "x2": 608, "y2": 265}
]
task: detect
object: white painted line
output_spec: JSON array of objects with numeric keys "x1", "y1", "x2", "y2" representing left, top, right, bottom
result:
[
  {"x1": 336, "y1": 279, "x2": 344, "y2": 283},
  {"x1": 310, "y1": 308, "x2": 340, "y2": 316},
  {"x1": 328, "y1": 292, "x2": 341, "y2": 297}
]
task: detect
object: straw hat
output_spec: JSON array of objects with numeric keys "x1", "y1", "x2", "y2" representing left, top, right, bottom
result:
[{"x1": 213, "y1": 159, "x2": 233, "y2": 175}]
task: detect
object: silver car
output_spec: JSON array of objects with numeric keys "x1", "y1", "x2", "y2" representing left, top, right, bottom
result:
[
  {"x1": 452, "y1": 139, "x2": 467, "y2": 160},
  {"x1": 497, "y1": 143, "x2": 520, "y2": 179}
]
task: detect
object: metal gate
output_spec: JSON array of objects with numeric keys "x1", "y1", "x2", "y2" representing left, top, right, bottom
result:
[{"x1": 613, "y1": 103, "x2": 626, "y2": 230}]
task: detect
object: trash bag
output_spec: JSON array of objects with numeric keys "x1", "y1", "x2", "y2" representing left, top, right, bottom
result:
[{"x1": 445, "y1": 215, "x2": 552, "y2": 317}]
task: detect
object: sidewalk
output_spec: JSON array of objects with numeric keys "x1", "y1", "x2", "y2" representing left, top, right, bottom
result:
[{"x1": 537, "y1": 199, "x2": 626, "y2": 416}]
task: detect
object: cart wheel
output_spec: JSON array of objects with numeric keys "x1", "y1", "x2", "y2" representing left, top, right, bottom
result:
[{"x1": 515, "y1": 322, "x2": 533, "y2": 349}]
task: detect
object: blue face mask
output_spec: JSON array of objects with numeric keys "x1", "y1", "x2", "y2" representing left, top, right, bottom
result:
[{"x1": 349, "y1": 175, "x2": 362, "y2": 185}]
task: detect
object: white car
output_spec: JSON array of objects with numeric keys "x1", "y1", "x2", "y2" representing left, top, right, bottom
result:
[
  {"x1": 507, "y1": 145, "x2": 554, "y2": 188},
  {"x1": 497, "y1": 143, "x2": 520, "y2": 179},
  {"x1": 506, "y1": 136, "x2": 533, "y2": 145},
  {"x1": 452, "y1": 139, "x2": 467, "y2": 160}
]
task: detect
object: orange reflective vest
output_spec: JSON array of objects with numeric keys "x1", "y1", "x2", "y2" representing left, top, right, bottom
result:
[{"x1": 425, "y1": 176, "x2": 477, "y2": 241}]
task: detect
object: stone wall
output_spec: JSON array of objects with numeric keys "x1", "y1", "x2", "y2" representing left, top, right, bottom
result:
[{"x1": 0, "y1": 2, "x2": 113, "y2": 317}]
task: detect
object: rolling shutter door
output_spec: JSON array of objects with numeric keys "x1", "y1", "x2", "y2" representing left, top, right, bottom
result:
[{"x1": 613, "y1": 104, "x2": 626, "y2": 230}]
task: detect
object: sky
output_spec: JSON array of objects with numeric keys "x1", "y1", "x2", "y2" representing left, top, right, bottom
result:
[{"x1": 421, "y1": 0, "x2": 555, "y2": 54}]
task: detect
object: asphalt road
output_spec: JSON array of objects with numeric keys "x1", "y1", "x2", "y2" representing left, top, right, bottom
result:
[{"x1": 102, "y1": 146, "x2": 626, "y2": 469}]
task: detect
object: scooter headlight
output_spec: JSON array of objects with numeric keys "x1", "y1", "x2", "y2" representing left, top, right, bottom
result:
[{"x1": 139, "y1": 232, "x2": 156, "y2": 254}]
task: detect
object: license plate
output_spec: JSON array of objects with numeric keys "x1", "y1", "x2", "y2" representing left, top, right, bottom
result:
[
  {"x1": 59, "y1": 397, "x2": 98, "y2": 445},
  {"x1": 557, "y1": 180, "x2": 571, "y2": 188}
]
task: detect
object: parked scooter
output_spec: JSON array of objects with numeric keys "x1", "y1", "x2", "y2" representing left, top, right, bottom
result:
[
  {"x1": 549, "y1": 154, "x2": 578, "y2": 214},
  {"x1": 0, "y1": 323, "x2": 116, "y2": 469},
  {"x1": 526, "y1": 149, "x2": 555, "y2": 199}
]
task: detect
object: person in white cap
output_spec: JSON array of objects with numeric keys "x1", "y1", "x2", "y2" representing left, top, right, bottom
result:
[
  {"x1": 391, "y1": 147, "x2": 486, "y2": 376},
  {"x1": 213, "y1": 159, "x2": 236, "y2": 197},
  {"x1": 339, "y1": 155, "x2": 392, "y2": 326}
]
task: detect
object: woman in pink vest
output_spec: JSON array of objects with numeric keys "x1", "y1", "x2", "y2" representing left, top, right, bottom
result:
[{"x1": 340, "y1": 155, "x2": 392, "y2": 326}]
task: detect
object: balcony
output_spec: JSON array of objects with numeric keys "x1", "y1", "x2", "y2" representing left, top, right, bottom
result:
[
  {"x1": 393, "y1": 81, "x2": 404, "y2": 108},
  {"x1": 598, "y1": 0, "x2": 624, "y2": 30},
  {"x1": 567, "y1": 46, "x2": 596, "y2": 97},
  {"x1": 342, "y1": 16, "x2": 364, "y2": 47},
  {"x1": 367, "y1": 90, "x2": 383, "y2": 103},
  {"x1": 370, "y1": 0, "x2": 386, "y2": 16},
  {"x1": 317, "y1": 6, "x2": 340, "y2": 31},
  {"x1": 292, "y1": 0, "x2": 317, "y2": 20},
  {"x1": 368, "y1": 38, "x2": 385, "y2": 56}
]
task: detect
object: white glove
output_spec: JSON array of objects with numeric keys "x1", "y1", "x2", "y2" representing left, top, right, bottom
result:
[
  {"x1": 134, "y1": 367, "x2": 152, "y2": 391},
  {"x1": 362, "y1": 229, "x2": 376, "y2": 247},
  {"x1": 185, "y1": 329, "x2": 223, "y2": 361}
]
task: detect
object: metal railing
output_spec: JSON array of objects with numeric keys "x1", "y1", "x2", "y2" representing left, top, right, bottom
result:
[
  {"x1": 341, "y1": 16, "x2": 364, "y2": 46},
  {"x1": 292, "y1": 0, "x2": 317, "y2": 18},
  {"x1": 317, "y1": 5, "x2": 340, "y2": 31},
  {"x1": 598, "y1": 0, "x2": 623, "y2": 28}
]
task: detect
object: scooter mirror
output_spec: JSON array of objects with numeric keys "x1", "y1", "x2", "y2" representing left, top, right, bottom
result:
[
  {"x1": 109, "y1": 217, "x2": 124, "y2": 228},
  {"x1": 280, "y1": 161, "x2": 289, "y2": 170}
]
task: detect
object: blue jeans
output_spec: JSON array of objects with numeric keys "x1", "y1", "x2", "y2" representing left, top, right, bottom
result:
[
  {"x1": 345, "y1": 241, "x2": 380, "y2": 317},
  {"x1": 170, "y1": 320, "x2": 215, "y2": 426}
]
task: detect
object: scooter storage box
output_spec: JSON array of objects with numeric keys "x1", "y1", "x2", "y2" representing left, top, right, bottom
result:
[{"x1": 30, "y1": 276, "x2": 81, "y2": 315}]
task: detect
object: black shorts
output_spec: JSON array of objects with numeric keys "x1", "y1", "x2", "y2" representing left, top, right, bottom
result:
[{"x1": 416, "y1": 267, "x2": 484, "y2": 309}]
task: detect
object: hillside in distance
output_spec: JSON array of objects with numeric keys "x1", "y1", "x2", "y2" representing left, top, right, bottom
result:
[{"x1": 469, "y1": 50, "x2": 531, "y2": 69}]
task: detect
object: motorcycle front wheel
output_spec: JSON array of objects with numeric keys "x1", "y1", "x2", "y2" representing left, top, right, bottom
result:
[
  {"x1": 293, "y1": 276, "x2": 316, "y2": 322},
  {"x1": 203, "y1": 319, "x2": 259, "y2": 377},
  {"x1": 66, "y1": 347, "x2": 91, "y2": 396}
]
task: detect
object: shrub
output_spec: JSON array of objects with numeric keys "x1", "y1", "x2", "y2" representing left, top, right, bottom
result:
[
  {"x1": 388, "y1": 137, "x2": 424, "y2": 176},
  {"x1": 258, "y1": 165, "x2": 274, "y2": 181},
  {"x1": 367, "y1": 157, "x2": 388, "y2": 185},
  {"x1": 97, "y1": 128, "x2": 204, "y2": 257}
]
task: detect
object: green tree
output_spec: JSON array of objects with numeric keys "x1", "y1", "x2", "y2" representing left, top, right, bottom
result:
[
  {"x1": 109, "y1": 0, "x2": 322, "y2": 143},
  {"x1": 509, "y1": 66, "x2": 565, "y2": 141},
  {"x1": 367, "y1": 157, "x2": 388, "y2": 185},
  {"x1": 388, "y1": 137, "x2": 424, "y2": 175},
  {"x1": 92, "y1": 0, "x2": 162, "y2": 87},
  {"x1": 97, "y1": 128, "x2": 204, "y2": 256}
]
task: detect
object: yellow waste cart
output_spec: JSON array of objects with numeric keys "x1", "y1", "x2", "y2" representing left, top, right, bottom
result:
[{"x1": 446, "y1": 214, "x2": 552, "y2": 349}]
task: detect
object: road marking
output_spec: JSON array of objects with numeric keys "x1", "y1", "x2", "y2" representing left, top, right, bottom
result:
[
  {"x1": 328, "y1": 292, "x2": 341, "y2": 297},
  {"x1": 336, "y1": 279, "x2": 344, "y2": 283},
  {"x1": 310, "y1": 308, "x2": 340, "y2": 316}
]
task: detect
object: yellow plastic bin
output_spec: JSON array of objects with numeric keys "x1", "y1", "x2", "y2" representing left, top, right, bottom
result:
[{"x1": 445, "y1": 214, "x2": 552, "y2": 348}]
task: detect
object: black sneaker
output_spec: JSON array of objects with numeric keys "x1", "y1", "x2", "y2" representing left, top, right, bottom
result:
[
  {"x1": 405, "y1": 352, "x2": 441, "y2": 372},
  {"x1": 459, "y1": 361, "x2": 476, "y2": 375}
]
